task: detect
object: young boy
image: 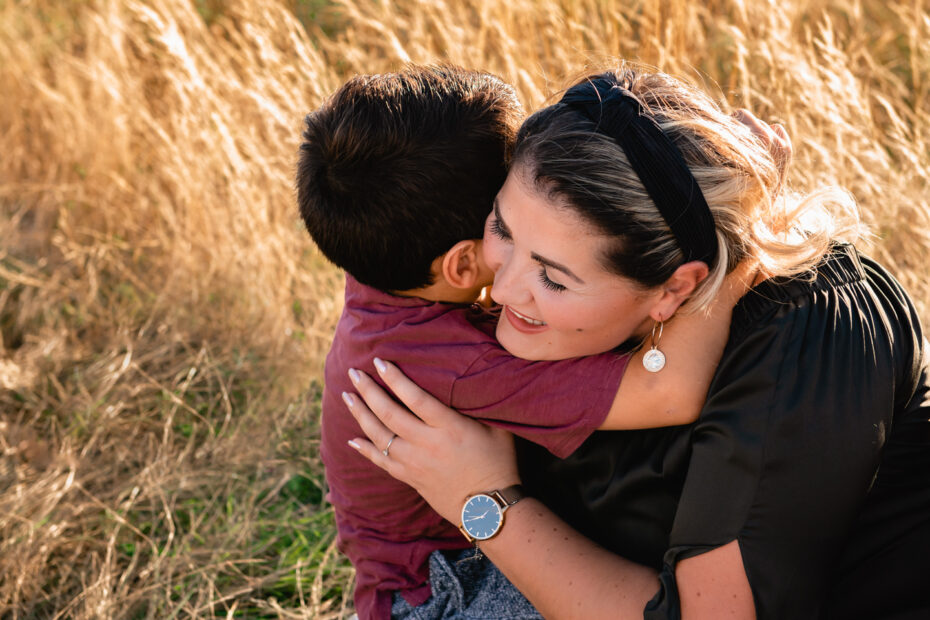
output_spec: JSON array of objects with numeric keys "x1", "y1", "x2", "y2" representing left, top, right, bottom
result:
[{"x1": 297, "y1": 66, "x2": 728, "y2": 620}]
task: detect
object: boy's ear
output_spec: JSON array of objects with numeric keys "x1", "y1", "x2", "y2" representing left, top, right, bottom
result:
[
  {"x1": 440, "y1": 239, "x2": 484, "y2": 290},
  {"x1": 648, "y1": 261, "x2": 709, "y2": 321}
]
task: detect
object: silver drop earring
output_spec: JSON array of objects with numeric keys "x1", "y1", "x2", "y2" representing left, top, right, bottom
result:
[{"x1": 642, "y1": 321, "x2": 666, "y2": 372}]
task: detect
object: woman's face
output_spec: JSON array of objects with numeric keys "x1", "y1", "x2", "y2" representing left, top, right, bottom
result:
[{"x1": 483, "y1": 165, "x2": 660, "y2": 361}]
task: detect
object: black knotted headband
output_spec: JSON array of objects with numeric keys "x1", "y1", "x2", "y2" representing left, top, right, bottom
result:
[{"x1": 559, "y1": 77, "x2": 718, "y2": 267}]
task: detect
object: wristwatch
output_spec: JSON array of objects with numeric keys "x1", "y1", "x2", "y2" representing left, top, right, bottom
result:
[{"x1": 459, "y1": 484, "x2": 526, "y2": 542}]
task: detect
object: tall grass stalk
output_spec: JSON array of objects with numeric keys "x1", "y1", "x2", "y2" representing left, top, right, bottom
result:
[{"x1": 0, "y1": 0, "x2": 927, "y2": 617}]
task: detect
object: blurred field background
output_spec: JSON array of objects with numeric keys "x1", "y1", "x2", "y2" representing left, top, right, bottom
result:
[{"x1": 0, "y1": 0, "x2": 927, "y2": 617}]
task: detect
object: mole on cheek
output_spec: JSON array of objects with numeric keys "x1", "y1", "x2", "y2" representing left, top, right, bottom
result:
[{"x1": 576, "y1": 328, "x2": 583, "y2": 332}]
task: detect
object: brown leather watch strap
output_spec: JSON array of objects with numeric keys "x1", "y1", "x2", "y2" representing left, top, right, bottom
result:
[{"x1": 494, "y1": 484, "x2": 526, "y2": 508}]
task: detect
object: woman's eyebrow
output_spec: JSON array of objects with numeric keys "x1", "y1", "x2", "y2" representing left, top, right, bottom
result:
[
  {"x1": 531, "y1": 252, "x2": 586, "y2": 284},
  {"x1": 494, "y1": 197, "x2": 585, "y2": 284}
]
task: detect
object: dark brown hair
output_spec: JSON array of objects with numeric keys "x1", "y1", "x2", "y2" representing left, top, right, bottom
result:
[{"x1": 297, "y1": 65, "x2": 524, "y2": 292}]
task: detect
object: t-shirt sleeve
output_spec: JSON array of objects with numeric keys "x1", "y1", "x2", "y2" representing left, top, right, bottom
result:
[
  {"x1": 645, "y1": 287, "x2": 896, "y2": 619},
  {"x1": 449, "y1": 347, "x2": 629, "y2": 458}
]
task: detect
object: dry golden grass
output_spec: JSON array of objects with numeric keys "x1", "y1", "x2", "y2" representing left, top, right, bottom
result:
[{"x1": 0, "y1": 0, "x2": 927, "y2": 617}]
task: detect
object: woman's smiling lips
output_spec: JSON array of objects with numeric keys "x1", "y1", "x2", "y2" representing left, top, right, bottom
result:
[{"x1": 503, "y1": 306, "x2": 549, "y2": 333}]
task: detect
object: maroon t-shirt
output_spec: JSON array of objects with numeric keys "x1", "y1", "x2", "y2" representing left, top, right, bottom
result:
[{"x1": 321, "y1": 276, "x2": 629, "y2": 619}]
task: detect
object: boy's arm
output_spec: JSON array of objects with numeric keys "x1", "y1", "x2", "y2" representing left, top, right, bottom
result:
[{"x1": 599, "y1": 262, "x2": 755, "y2": 430}]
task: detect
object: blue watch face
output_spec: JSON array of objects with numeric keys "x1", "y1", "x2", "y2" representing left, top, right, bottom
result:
[{"x1": 461, "y1": 494, "x2": 503, "y2": 540}]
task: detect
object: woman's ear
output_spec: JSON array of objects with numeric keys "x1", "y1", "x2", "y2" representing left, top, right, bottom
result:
[
  {"x1": 649, "y1": 261, "x2": 710, "y2": 321},
  {"x1": 441, "y1": 239, "x2": 485, "y2": 290}
]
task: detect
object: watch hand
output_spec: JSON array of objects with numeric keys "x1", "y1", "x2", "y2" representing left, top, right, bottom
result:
[{"x1": 465, "y1": 510, "x2": 490, "y2": 522}]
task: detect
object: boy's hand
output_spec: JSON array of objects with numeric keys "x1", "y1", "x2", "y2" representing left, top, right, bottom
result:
[{"x1": 733, "y1": 108, "x2": 792, "y2": 192}]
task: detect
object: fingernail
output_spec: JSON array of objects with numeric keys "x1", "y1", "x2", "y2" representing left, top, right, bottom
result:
[
  {"x1": 342, "y1": 391, "x2": 356, "y2": 408},
  {"x1": 374, "y1": 358, "x2": 387, "y2": 374},
  {"x1": 347, "y1": 440, "x2": 361, "y2": 451},
  {"x1": 348, "y1": 368, "x2": 361, "y2": 385}
]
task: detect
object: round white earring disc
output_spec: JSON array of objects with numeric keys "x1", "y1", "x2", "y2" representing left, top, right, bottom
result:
[{"x1": 643, "y1": 348, "x2": 666, "y2": 372}]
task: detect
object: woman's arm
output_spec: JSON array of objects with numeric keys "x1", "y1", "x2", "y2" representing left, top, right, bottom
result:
[{"x1": 343, "y1": 361, "x2": 754, "y2": 619}]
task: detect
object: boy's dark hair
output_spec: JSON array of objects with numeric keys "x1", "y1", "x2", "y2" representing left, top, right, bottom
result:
[{"x1": 297, "y1": 65, "x2": 523, "y2": 292}]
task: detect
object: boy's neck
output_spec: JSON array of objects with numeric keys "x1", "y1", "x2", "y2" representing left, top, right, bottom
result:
[{"x1": 394, "y1": 278, "x2": 483, "y2": 305}]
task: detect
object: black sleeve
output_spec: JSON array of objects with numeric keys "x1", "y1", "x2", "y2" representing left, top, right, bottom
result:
[{"x1": 645, "y1": 276, "x2": 898, "y2": 620}]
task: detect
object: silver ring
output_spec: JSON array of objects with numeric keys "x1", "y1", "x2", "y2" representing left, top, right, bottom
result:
[{"x1": 382, "y1": 434, "x2": 397, "y2": 457}]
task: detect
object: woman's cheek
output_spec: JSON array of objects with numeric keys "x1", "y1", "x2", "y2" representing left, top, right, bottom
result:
[
  {"x1": 481, "y1": 232, "x2": 503, "y2": 273},
  {"x1": 532, "y1": 287, "x2": 566, "y2": 325},
  {"x1": 537, "y1": 292, "x2": 597, "y2": 333},
  {"x1": 487, "y1": 240, "x2": 514, "y2": 283}
]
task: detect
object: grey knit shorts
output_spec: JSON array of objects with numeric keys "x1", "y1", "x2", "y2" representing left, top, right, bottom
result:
[{"x1": 391, "y1": 549, "x2": 543, "y2": 619}]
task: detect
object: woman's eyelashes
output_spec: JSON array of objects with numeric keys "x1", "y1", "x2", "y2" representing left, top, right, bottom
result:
[
  {"x1": 538, "y1": 268, "x2": 567, "y2": 292},
  {"x1": 489, "y1": 216, "x2": 511, "y2": 241},
  {"x1": 490, "y1": 215, "x2": 566, "y2": 292}
]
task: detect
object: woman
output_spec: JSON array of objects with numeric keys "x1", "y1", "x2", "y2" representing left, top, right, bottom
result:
[{"x1": 343, "y1": 67, "x2": 930, "y2": 618}]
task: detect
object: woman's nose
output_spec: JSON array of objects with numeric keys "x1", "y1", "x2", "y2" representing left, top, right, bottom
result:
[{"x1": 489, "y1": 254, "x2": 531, "y2": 308}]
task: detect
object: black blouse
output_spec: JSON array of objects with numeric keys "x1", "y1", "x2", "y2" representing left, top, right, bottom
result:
[{"x1": 517, "y1": 245, "x2": 930, "y2": 619}]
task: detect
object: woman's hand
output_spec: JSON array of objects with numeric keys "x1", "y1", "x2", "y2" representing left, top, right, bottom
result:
[{"x1": 343, "y1": 358, "x2": 520, "y2": 524}]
